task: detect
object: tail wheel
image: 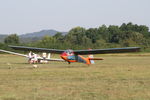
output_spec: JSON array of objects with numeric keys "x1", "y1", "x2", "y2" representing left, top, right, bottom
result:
[{"x1": 68, "y1": 61, "x2": 71, "y2": 64}]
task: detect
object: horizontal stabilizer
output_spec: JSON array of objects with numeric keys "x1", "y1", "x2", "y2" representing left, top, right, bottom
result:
[{"x1": 89, "y1": 58, "x2": 103, "y2": 60}]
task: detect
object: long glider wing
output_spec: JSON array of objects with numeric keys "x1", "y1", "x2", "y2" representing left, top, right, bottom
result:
[
  {"x1": 0, "y1": 49, "x2": 28, "y2": 57},
  {"x1": 74, "y1": 47, "x2": 140, "y2": 55},
  {"x1": 9, "y1": 45, "x2": 140, "y2": 55},
  {"x1": 9, "y1": 45, "x2": 65, "y2": 54}
]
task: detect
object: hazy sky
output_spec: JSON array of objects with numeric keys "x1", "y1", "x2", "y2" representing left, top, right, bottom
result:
[{"x1": 0, "y1": 0, "x2": 149, "y2": 34}]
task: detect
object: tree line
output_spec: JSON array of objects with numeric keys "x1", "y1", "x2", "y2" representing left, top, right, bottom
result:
[{"x1": 1, "y1": 22, "x2": 150, "y2": 51}]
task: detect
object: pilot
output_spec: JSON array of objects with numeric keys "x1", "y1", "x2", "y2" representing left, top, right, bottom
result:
[{"x1": 67, "y1": 50, "x2": 73, "y2": 56}]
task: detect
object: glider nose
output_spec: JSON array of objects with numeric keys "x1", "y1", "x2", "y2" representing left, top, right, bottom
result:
[{"x1": 60, "y1": 52, "x2": 68, "y2": 61}]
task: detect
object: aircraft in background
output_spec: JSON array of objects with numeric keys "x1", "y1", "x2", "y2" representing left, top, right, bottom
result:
[
  {"x1": 0, "y1": 45, "x2": 140, "y2": 65},
  {"x1": 0, "y1": 49, "x2": 64, "y2": 64}
]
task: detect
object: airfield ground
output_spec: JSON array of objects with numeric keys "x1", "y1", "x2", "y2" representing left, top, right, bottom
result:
[{"x1": 0, "y1": 54, "x2": 150, "y2": 100}]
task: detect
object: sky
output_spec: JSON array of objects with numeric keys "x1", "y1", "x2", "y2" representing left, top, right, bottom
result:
[{"x1": 0, "y1": 0, "x2": 150, "y2": 34}]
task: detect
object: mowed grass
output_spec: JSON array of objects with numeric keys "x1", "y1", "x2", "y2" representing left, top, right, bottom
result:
[{"x1": 0, "y1": 54, "x2": 150, "y2": 100}]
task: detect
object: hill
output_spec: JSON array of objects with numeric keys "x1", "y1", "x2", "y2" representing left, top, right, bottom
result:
[
  {"x1": 19, "y1": 29, "x2": 67, "y2": 43},
  {"x1": 0, "y1": 29, "x2": 67, "y2": 43},
  {"x1": 20, "y1": 29, "x2": 66, "y2": 38}
]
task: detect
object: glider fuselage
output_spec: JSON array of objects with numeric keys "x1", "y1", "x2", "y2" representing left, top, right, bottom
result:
[{"x1": 61, "y1": 50, "x2": 95, "y2": 64}]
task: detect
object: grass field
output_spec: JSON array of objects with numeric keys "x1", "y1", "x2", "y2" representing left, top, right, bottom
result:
[{"x1": 0, "y1": 54, "x2": 150, "y2": 100}]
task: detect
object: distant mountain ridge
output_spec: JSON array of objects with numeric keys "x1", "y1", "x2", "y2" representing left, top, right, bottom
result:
[
  {"x1": 0, "y1": 29, "x2": 67, "y2": 43},
  {"x1": 20, "y1": 29, "x2": 67, "y2": 38}
]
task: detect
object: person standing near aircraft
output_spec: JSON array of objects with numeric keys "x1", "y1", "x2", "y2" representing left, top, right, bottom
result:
[
  {"x1": 42, "y1": 52, "x2": 48, "y2": 63},
  {"x1": 42, "y1": 52, "x2": 47, "y2": 59},
  {"x1": 28, "y1": 51, "x2": 33, "y2": 64},
  {"x1": 33, "y1": 53, "x2": 38, "y2": 63},
  {"x1": 28, "y1": 52, "x2": 38, "y2": 64}
]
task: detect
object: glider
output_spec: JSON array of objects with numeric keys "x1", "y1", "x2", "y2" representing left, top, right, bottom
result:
[{"x1": 3, "y1": 45, "x2": 140, "y2": 65}]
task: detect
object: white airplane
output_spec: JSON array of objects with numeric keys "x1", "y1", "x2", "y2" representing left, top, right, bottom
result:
[{"x1": 0, "y1": 49, "x2": 64, "y2": 64}]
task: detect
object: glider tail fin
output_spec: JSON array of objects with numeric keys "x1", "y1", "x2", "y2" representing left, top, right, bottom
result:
[
  {"x1": 88, "y1": 55, "x2": 103, "y2": 64},
  {"x1": 88, "y1": 54, "x2": 95, "y2": 64}
]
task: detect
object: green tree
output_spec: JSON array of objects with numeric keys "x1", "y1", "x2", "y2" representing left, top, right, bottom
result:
[
  {"x1": 36, "y1": 36, "x2": 57, "y2": 48},
  {"x1": 86, "y1": 28, "x2": 99, "y2": 43},
  {"x1": 14, "y1": 22, "x2": 150, "y2": 51},
  {"x1": 97, "y1": 25, "x2": 109, "y2": 42},
  {"x1": 108, "y1": 25, "x2": 121, "y2": 43},
  {"x1": 119, "y1": 31, "x2": 144, "y2": 46},
  {"x1": 53, "y1": 32, "x2": 64, "y2": 40},
  {"x1": 66, "y1": 27, "x2": 87, "y2": 45},
  {"x1": 4, "y1": 34, "x2": 19, "y2": 44},
  {"x1": 120, "y1": 22, "x2": 150, "y2": 37}
]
